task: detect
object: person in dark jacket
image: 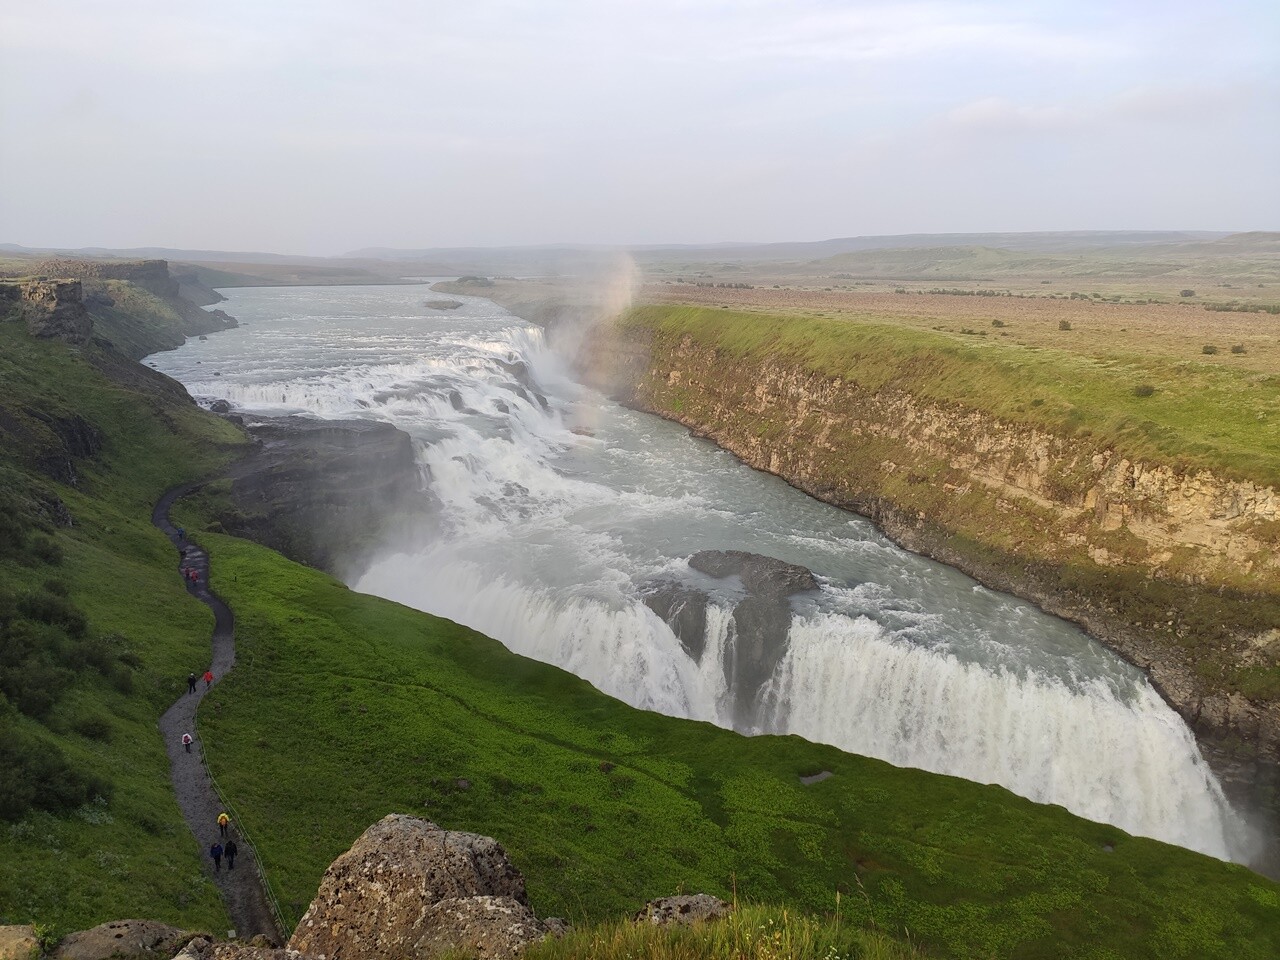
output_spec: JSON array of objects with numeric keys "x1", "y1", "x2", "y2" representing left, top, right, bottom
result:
[
  {"x1": 187, "y1": 673, "x2": 197, "y2": 694},
  {"x1": 210, "y1": 842, "x2": 223, "y2": 872},
  {"x1": 225, "y1": 839, "x2": 237, "y2": 870}
]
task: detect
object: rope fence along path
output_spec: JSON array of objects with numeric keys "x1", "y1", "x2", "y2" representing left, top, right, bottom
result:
[{"x1": 153, "y1": 484, "x2": 287, "y2": 942}]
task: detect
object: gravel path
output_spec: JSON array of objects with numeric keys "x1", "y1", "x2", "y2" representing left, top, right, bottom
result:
[{"x1": 153, "y1": 485, "x2": 284, "y2": 942}]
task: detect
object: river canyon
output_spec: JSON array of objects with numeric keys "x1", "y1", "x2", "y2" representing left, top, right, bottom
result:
[{"x1": 147, "y1": 283, "x2": 1265, "y2": 870}]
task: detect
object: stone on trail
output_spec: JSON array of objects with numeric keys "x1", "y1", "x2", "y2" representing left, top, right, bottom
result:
[
  {"x1": 288, "y1": 814, "x2": 546, "y2": 960},
  {"x1": 634, "y1": 894, "x2": 733, "y2": 926}
]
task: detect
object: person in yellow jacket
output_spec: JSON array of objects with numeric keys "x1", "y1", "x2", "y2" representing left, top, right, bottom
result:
[{"x1": 217, "y1": 812, "x2": 230, "y2": 837}]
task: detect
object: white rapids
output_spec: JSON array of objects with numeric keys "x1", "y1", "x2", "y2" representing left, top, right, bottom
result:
[{"x1": 148, "y1": 282, "x2": 1254, "y2": 864}]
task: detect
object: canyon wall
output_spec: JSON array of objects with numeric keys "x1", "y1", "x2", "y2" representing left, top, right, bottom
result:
[{"x1": 581, "y1": 318, "x2": 1280, "y2": 759}]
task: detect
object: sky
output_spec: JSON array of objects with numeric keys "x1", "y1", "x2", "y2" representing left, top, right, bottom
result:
[{"x1": 1, "y1": 0, "x2": 1277, "y2": 254}]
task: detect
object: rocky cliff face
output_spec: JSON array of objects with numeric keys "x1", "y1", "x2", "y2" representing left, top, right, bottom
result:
[
  {"x1": 582, "y1": 321, "x2": 1280, "y2": 762},
  {"x1": 215, "y1": 415, "x2": 423, "y2": 577},
  {"x1": 1, "y1": 278, "x2": 93, "y2": 343}
]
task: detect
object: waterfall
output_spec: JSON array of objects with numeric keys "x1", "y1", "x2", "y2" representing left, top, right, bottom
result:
[{"x1": 150, "y1": 282, "x2": 1255, "y2": 866}]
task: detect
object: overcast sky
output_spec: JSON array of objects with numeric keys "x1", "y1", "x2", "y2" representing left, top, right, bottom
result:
[{"x1": 1, "y1": 0, "x2": 1276, "y2": 254}]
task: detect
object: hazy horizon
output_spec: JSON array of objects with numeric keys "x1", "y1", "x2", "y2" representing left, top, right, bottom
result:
[{"x1": 2, "y1": 1, "x2": 1277, "y2": 255}]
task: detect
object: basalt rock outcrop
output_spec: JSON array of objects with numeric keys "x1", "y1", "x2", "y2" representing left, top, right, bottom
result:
[
  {"x1": 288, "y1": 814, "x2": 548, "y2": 960},
  {"x1": 1, "y1": 279, "x2": 93, "y2": 343},
  {"x1": 643, "y1": 550, "x2": 818, "y2": 730},
  {"x1": 217, "y1": 415, "x2": 422, "y2": 576}
]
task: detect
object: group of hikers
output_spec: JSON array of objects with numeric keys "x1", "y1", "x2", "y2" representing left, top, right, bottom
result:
[
  {"x1": 210, "y1": 812, "x2": 238, "y2": 872},
  {"x1": 169, "y1": 528, "x2": 241, "y2": 880},
  {"x1": 181, "y1": 671, "x2": 215, "y2": 752}
]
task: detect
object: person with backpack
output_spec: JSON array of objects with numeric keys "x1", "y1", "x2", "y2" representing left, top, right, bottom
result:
[
  {"x1": 217, "y1": 812, "x2": 230, "y2": 837},
  {"x1": 182, "y1": 733, "x2": 193, "y2": 753},
  {"x1": 210, "y1": 842, "x2": 223, "y2": 872},
  {"x1": 225, "y1": 839, "x2": 238, "y2": 870}
]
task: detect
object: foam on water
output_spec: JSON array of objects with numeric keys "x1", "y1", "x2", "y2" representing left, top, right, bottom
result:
[{"x1": 148, "y1": 284, "x2": 1254, "y2": 864}]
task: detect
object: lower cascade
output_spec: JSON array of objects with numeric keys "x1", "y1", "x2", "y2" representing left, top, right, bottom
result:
[{"x1": 149, "y1": 283, "x2": 1256, "y2": 866}]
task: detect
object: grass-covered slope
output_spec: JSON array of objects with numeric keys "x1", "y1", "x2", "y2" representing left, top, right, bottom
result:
[
  {"x1": 169, "y1": 492, "x2": 1280, "y2": 959},
  {"x1": 620, "y1": 305, "x2": 1280, "y2": 488},
  {"x1": 0, "y1": 317, "x2": 247, "y2": 933}
]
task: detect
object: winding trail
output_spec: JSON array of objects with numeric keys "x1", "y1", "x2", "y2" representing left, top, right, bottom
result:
[{"x1": 153, "y1": 484, "x2": 284, "y2": 942}]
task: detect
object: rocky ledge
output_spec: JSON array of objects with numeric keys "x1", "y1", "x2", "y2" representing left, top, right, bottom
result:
[{"x1": 214, "y1": 415, "x2": 423, "y2": 576}]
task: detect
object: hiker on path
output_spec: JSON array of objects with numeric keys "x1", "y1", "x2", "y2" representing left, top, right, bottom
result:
[
  {"x1": 187, "y1": 672, "x2": 197, "y2": 694},
  {"x1": 203, "y1": 670, "x2": 214, "y2": 689},
  {"x1": 211, "y1": 842, "x2": 223, "y2": 872},
  {"x1": 225, "y1": 839, "x2": 237, "y2": 870},
  {"x1": 182, "y1": 733, "x2": 192, "y2": 753},
  {"x1": 217, "y1": 812, "x2": 230, "y2": 837},
  {"x1": 177, "y1": 527, "x2": 185, "y2": 540}
]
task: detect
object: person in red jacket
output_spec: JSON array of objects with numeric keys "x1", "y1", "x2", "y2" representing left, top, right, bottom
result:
[{"x1": 203, "y1": 670, "x2": 214, "y2": 689}]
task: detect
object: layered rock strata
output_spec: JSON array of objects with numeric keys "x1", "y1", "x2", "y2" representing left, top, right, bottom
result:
[{"x1": 584, "y1": 320, "x2": 1280, "y2": 761}]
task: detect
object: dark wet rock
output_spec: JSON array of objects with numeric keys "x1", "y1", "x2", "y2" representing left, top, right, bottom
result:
[
  {"x1": 644, "y1": 551, "x2": 819, "y2": 730},
  {"x1": 424, "y1": 299, "x2": 464, "y2": 310},
  {"x1": 494, "y1": 399, "x2": 510, "y2": 414},
  {"x1": 449, "y1": 390, "x2": 466, "y2": 411},
  {"x1": 642, "y1": 582, "x2": 709, "y2": 661},
  {"x1": 688, "y1": 550, "x2": 818, "y2": 596},
  {"x1": 634, "y1": 894, "x2": 732, "y2": 926},
  {"x1": 209, "y1": 399, "x2": 232, "y2": 413},
  {"x1": 220, "y1": 417, "x2": 423, "y2": 576},
  {"x1": 533, "y1": 392, "x2": 549, "y2": 410}
]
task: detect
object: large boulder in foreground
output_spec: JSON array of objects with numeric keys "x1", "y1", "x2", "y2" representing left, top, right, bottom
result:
[
  {"x1": 289, "y1": 815, "x2": 545, "y2": 960},
  {"x1": 53, "y1": 921, "x2": 194, "y2": 960}
]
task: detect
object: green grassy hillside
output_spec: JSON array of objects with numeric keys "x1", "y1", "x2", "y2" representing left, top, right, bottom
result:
[
  {"x1": 166, "y1": 491, "x2": 1280, "y2": 959},
  {"x1": 0, "y1": 318, "x2": 246, "y2": 932},
  {"x1": 621, "y1": 305, "x2": 1280, "y2": 489},
  {"x1": 3, "y1": 297, "x2": 1280, "y2": 958}
]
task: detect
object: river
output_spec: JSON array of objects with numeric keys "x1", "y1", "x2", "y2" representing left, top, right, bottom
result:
[{"x1": 147, "y1": 282, "x2": 1259, "y2": 866}]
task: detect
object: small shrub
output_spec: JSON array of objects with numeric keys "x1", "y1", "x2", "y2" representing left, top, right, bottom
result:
[
  {"x1": 1181, "y1": 289, "x2": 1196, "y2": 297},
  {"x1": 991, "y1": 319, "x2": 1006, "y2": 328},
  {"x1": 1231, "y1": 343, "x2": 1246, "y2": 354},
  {"x1": 1059, "y1": 320, "x2": 1072, "y2": 331},
  {"x1": 1202, "y1": 344, "x2": 1219, "y2": 355},
  {"x1": 1133, "y1": 383, "x2": 1156, "y2": 397}
]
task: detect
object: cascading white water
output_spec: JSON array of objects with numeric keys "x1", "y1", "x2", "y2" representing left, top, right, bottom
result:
[{"x1": 147, "y1": 283, "x2": 1255, "y2": 865}]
